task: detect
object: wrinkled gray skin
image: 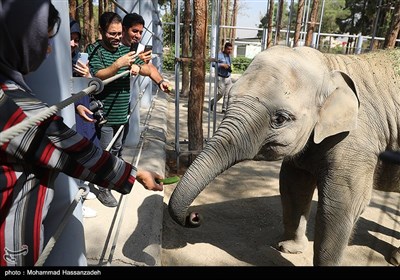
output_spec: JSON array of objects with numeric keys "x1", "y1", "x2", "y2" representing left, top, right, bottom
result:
[{"x1": 168, "y1": 45, "x2": 400, "y2": 266}]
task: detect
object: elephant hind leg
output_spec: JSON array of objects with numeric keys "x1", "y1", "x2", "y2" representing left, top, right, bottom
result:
[{"x1": 390, "y1": 247, "x2": 400, "y2": 266}]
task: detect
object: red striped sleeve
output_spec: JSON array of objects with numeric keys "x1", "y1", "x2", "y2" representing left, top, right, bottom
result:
[
  {"x1": 71, "y1": 164, "x2": 85, "y2": 178},
  {"x1": 66, "y1": 137, "x2": 91, "y2": 152},
  {"x1": 39, "y1": 143, "x2": 56, "y2": 165},
  {"x1": 3, "y1": 108, "x2": 25, "y2": 130},
  {"x1": 115, "y1": 164, "x2": 133, "y2": 187},
  {"x1": 90, "y1": 152, "x2": 110, "y2": 173},
  {"x1": 33, "y1": 179, "x2": 48, "y2": 263}
]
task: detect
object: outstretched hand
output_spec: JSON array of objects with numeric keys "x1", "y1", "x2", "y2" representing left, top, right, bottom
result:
[
  {"x1": 136, "y1": 169, "x2": 164, "y2": 191},
  {"x1": 159, "y1": 80, "x2": 174, "y2": 96}
]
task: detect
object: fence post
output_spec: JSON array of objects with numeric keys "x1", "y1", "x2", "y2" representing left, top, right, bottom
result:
[
  {"x1": 356, "y1": 33, "x2": 363, "y2": 54},
  {"x1": 311, "y1": 32, "x2": 318, "y2": 49}
]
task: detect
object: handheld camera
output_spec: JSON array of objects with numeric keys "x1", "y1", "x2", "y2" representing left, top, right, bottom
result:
[{"x1": 89, "y1": 99, "x2": 107, "y2": 125}]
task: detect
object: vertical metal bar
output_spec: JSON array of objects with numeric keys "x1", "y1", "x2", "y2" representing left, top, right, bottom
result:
[
  {"x1": 174, "y1": 0, "x2": 181, "y2": 170},
  {"x1": 316, "y1": 0, "x2": 325, "y2": 49},
  {"x1": 211, "y1": 0, "x2": 221, "y2": 137},
  {"x1": 370, "y1": 0, "x2": 382, "y2": 51},
  {"x1": 208, "y1": 0, "x2": 219, "y2": 140},
  {"x1": 301, "y1": 0, "x2": 311, "y2": 43},
  {"x1": 286, "y1": 0, "x2": 295, "y2": 46}
]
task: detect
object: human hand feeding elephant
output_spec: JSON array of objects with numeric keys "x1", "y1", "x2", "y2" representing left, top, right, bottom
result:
[{"x1": 167, "y1": 45, "x2": 400, "y2": 266}]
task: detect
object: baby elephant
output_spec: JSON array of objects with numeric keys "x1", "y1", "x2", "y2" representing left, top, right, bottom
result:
[{"x1": 168, "y1": 45, "x2": 400, "y2": 266}]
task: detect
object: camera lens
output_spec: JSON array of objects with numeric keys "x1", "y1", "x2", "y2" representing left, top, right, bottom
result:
[
  {"x1": 89, "y1": 100, "x2": 103, "y2": 111},
  {"x1": 89, "y1": 99, "x2": 107, "y2": 125},
  {"x1": 94, "y1": 111, "x2": 107, "y2": 125}
]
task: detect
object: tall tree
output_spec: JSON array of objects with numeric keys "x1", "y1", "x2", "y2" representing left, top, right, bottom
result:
[
  {"x1": 89, "y1": 0, "x2": 95, "y2": 44},
  {"x1": 181, "y1": 0, "x2": 191, "y2": 97},
  {"x1": 220, "y1": 0, "x2": 226, "y2": 46},
  {"x1": 305, "y1": 0, "x2": 320, "y2": 47},
  {"x1": 384, "y1": 1, "x2": 400, "y2": 49},
  {"x1": 275, "y1": 0, "x2": 284, "y2": 44},
  {"x1": 266, "y1": 0, "x2": 274, "y2": 47},
  {"x1": 69, "y1": 0, "x2": 78, "y2": 19},
  {"x1": 188, "y1": 0, "x2": 207, "y2": 158},
  {"x1": 293, "y1": 0, "x2": 305, "y2": 47},
  {"x1": 83, "y1": 0, "x2": 90, "y2": 46},
  {"x1": 230, "y1": 0, "x2": 238, "y2": 45}
]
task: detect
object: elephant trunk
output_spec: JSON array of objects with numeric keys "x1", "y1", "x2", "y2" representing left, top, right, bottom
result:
[{"x1": 168, "y1": 100, "x2": 266, "y2": 226}]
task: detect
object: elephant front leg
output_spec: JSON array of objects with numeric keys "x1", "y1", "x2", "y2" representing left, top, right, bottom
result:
[
  {"x1": 313, "y1": 180, "x2": 372, "y2": 266},
  {"x1": 278, "y1": 161, "x2": 316, "y2": 254}
]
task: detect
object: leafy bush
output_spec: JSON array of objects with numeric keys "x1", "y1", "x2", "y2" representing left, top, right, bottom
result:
[
  {"x1": 231, "y1": 57, "x2": 252, "y2": 73},
  {"x1": 162, "y1": 45, "x2": 176, "y2": 71}
]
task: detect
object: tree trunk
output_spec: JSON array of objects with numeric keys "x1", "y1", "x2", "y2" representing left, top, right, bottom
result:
[
  {"x1": 305, "y1": 0, "x2": 319, "y2": 47},
  {"x1": 275, "y1": 0, "x2": 284, "y2": 44},
  {"x1": 266, "y1": 0, "x2": 274, "y2": 48},
  {"x1": 69, "y1": 0, "x2": 77, "y2": 19},
  {"x1": 230, "y1": 0, "x2": 238, "y2": 45},
  {"x1": 384, "y1": 2, "x2": 400, "y2": 49},
  {"x1": 225, "y1": 0, "x2": 231, "y2": 42},
  {"x1": 83, "y1": 0, "x2": 90, "y2": 47},
  {"x1": 188, "y1": 0, "x2": 207, "y2": 158},
  {"x1": 170, "y1": 0, "x2": 176, "y2": 17},
  {"x1": 181, "y1": 0, "x2": 191, "y2": 97},
  {"x1": 220, "y1": 0, "x2": 227, "y2": 47},
  {"x1": 89, "y1": 0, "x2": 95, "y2": 45},
  {"x1": 294, "y1": 0, "x2": 305, "y2": 47}
]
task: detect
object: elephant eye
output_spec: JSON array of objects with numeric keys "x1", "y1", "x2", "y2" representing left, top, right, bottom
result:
[{"x1": 272, "y1": 110, "x2": 293, "y2": 128}]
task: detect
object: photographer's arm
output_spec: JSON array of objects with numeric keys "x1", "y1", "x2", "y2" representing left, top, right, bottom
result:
[{"x1": 95, "y1": 51, "x2": 135, "y2": 80}]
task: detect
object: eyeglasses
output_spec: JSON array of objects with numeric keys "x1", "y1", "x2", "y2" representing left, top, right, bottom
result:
[{"x1": 106, "y1": 31, "x2": 122, "y2": 38}]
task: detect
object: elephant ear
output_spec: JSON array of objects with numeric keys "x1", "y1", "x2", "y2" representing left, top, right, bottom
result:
[{"x1": 314, "y1": 70, "x2": 360, "y2": 144}]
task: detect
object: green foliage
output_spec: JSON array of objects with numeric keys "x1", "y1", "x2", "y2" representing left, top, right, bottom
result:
[
  {"x1": 321, "y1": 0, "x2": 350, "y2": 33},
  {"x1": 163, "y1": 45, "x2": 176, "y2": 71},
  {"x1": 162, "y1": 12, "x2": 175, "y2": 48},
  {"x1": 231, "y1": 57, "x2": 252, "y2": 73}
]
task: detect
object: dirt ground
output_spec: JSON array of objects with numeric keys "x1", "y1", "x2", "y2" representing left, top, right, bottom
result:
[{"x1": 160, "y1": 79, "x2": 400, "y2": 267}]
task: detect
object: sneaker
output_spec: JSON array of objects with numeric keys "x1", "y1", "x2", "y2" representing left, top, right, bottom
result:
[
  {"x1": 85, "y1": 191, "x2": 96, "y2": 200},
  {"x1": 82, "y1": 205, "x2": 97, "y2": 218},
  {"x1": 97, "y1": 188, "x2": 118, "y2": 208}
]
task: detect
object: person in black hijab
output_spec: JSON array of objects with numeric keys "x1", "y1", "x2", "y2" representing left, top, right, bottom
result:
[{"x1": 0, "y1": 0, "x2": 163, "y2": 266}]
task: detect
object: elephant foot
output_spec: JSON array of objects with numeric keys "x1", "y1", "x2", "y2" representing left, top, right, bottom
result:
[
  {"x1": 278, "y1": 237, "x2": 308, "y2": 254},
  {"x1": 389, "y1": 247, "x2": 400, "y2": 266}
]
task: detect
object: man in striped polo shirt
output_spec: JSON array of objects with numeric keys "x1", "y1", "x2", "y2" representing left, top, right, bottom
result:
[{"x1": 86, "y1": 12, "x2": 152, "y2": 207}]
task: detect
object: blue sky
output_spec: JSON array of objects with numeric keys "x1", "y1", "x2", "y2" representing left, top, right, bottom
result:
[{"x1": 236, "y1": 0, "x2": 269, "y2": 38}]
